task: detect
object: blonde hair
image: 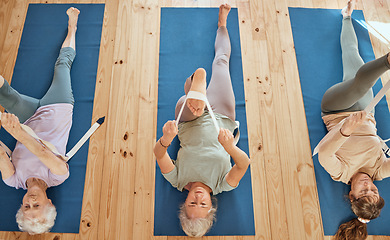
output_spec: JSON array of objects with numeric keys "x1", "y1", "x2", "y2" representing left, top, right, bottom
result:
[
  {"x1": 178, "y1": 198, "x2": 217, "y2": 237},
  {"x1": 16, "y1": 203, "x2": 57, "y2": 235}
]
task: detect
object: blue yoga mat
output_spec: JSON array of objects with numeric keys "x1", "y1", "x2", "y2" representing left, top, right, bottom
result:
[
  {"x1": 0, "y1": 4, "x2": 104, "y2": 233},
  {"x1": 155, "y1": 8, "x2": 255, "y2": 236},
  {"x1": 289, "y1": 7, "x2": 390, "y2": 235}
]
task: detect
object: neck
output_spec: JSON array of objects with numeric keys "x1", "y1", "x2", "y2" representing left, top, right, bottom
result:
[
  {"x1": 350, "y1": 172, "x2": 370, "y2": 184},
  {"x1": 189, "y1": 182, "x2": 212, "y2": 193},
  {"x1": 26, "y1": 178, "x2": 48, "y2": 191}
]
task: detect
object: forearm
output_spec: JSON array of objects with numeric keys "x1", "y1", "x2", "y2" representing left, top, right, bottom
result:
[
  {"x1": 154, "y1": 136, "x2": 171, "y2": 159},
  {"x1": 153, "y1": 137, "x2": 175, "y2": 174},
  {"x1": 16, "y1": 130, "x2": 67, "y2": 175},
  {"x1": 318, "y1": 123, "x2": 349, "y2": 158},
  {"x1": 225, "y1": 146, "x2": 250, "y2": 169},
  {"x1": 0, "y1": 154, "x2": 15, "y2": 180}
]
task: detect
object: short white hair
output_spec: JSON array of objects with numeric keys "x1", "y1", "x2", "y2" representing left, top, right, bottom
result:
[
  {"x1": 16, "y1": 203, "x2": 57, "y2": 235},
  {"x1": 179, "y1": 199, "x2": 217, "y2": 237}
]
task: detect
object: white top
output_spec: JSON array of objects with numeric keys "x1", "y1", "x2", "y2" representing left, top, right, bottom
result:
[{"x1": 3, "y1": 103, "x2": 73, "y2": 190}]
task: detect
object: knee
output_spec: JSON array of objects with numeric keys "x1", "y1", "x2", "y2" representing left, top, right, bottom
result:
[
  {"x1": 55, "y1": 48, "x2": 76, "y2": 69},
  {"x1": 213, "y1": 54, "x2": 229, "y2": 66},
  {"x1": 55, "y1": 57, "x2": 73, "y2": 70}
]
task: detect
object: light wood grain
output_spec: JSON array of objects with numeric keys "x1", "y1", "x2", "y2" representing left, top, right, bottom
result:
[
  {"x1": 0, "y1": 0, "x2": 15, "y2": 58},
  {"x1": 237, "y1": 1, "x2": 272, "y2": 240}
]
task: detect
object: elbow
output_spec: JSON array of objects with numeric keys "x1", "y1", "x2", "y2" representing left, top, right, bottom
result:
[
  {"x1": 245, "y1": 158, "x2": 251, "y2": 169},
  {"x1": 238, "y1": 157, "x2": 251, "y2": 171},
  {"x1": 317, "y1": 151, "x2": 332, "y2": 165}
]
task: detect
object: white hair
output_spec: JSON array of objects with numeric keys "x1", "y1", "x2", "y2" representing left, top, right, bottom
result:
[
  {"x1": 179, "y1": 199, "x2": 217, "y2": 238},
  {"x1": 16, "y1": 204, "x2": 57, "y2": 235}
]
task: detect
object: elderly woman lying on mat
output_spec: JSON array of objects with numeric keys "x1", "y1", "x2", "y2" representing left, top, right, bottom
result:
[
  {"x1": 0, "y1": 7, "x2": 80, "y2": 234},
  {"x1": 154, "y1": 4, "x2": 250, "y2": 238},
  {"x1": 317, "y1": 1, "x2": 390, "y2": 239}
]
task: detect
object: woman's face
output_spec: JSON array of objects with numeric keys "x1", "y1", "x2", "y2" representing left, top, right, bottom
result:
[
  {"x1": 185, "y1": 186, "x2": 212, "y2": 219},
  {"x1": 22, "y1": 185, "x2": 52, "y2": 221},
  {"x1": 349, "y1": 172, "x2": 379, "y2": 202}
]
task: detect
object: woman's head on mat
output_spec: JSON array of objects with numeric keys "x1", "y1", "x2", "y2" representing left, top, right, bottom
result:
[
  {"x1": 184, "y1": 182, "x2": 213, "y2": 219},
  {"x1": 179, "y1": 184, "x2": 217, "y2": 237},
  {"x1": 16, "y1": 178, "x2": 57, "y2": 234},
  {"x1": 349, "y1": 172, "x2": 380, "y2": 202},
  {"x1": 334, "y1": 173, "x2": 385, "y2": 240}
]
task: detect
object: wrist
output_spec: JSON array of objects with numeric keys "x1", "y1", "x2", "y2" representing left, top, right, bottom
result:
[
  {"x1": 223, "y1": 144, "x2": 236, "y2": 154},
  {"x1": 160, "y1": 136, "x2": 172, "y2": 148}
]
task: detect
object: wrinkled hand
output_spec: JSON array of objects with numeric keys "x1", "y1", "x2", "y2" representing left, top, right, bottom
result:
[
  {"x1": 218, "y1": 128, "x2": 234, "y2": 151},
  {"x1": 162, "y1": 120, "x2": 178, "y2": 144},
  {"x1": 1, "y1": 113, "x2": 23, "y2": 138},
  {"x1": 341, "y1": 110, "x2": 367, "y2": 136}
]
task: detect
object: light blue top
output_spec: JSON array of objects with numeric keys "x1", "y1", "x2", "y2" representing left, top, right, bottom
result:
[{"x1": 163, "y1": 111, "x2": 238, "y2": 195}]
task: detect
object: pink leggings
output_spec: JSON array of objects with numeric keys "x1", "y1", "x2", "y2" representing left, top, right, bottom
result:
[{"x1": 175, "y1": 26, "x2": 235, "y2": 122}]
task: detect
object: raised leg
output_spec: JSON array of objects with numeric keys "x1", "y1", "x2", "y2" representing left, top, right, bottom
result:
[
  {"x1": 206, "y1": 4, "x2": 235, "y2": 121},
  {"x1": 322, "y1": 53, "x2": 390, "y2": 113},
  {"x1": 175, "y1": 4, "x2": 235, "y2": 122},
  {"x1": 39, "y1": 7, "x2": 79, "y2": 106},
  {"x1": 175, "y1": 68, "x2": 207, "y2": 122},
  {"x1": 321, "y1": 1, "x2": 390, "y2": 114}
]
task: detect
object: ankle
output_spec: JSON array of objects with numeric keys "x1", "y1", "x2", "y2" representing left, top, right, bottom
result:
[{"x1": 218, "y1": 20, "x2": 227, "y2": 28}]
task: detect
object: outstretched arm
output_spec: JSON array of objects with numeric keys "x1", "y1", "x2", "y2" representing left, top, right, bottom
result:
[
  {"x1": 1, "y1": 113, "x2": 68, "y2": 175},
  {"x1": 218, "y1": 128, "x2": 250, "y2": 187},
  {"x1": 153, "y1": 120, "x2": 177, "y2": 174},
  {"x1": 0, "y1": 145, "x2": 15, "y2": 180}
]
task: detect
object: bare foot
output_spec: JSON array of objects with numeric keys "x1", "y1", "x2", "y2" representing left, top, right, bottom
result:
[
  {"x1": 66, "y1": 7, "x2": 80, "y2": 32},
  {"x1": 187, "y1": 68, "x2": 207, "y2": 117},
  {"x1": 341, "y1": 0, "x2": 357, "y2": 18},
  {"x1": 218, "y1": 4, "x2": 231, "y2": 28}
]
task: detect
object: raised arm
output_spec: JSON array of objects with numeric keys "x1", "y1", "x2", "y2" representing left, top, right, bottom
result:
[
  {"x1": 1, "y1": 113, "x2": 68, "y2": 175},
  {"x1": 153, "y1": 120, "x2": 177, "y2": 174},
  {"x1": 0, "y1": 145, "x2": 15, "y2": 180},
  {"x1": 218, "y1": 128, "x2": 250, "y2": 187},
  {"x1": 317, "y1": 111, "x2": 366, "y2": 175}
]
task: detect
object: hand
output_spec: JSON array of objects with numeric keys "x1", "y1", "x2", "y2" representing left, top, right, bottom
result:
[
  {"x1": 340, "y1": 111, "x2": 367, "y2": 136},
  {"x1": 0, "y1": 144, "x2": 7, "y2": 159},
  {"x1": 1, "y1": 113, "x2": 23, "y2": 138},
  {"x1": 218, "y1": 128, "x2": 235, "y2": 151},
  {"x1": 162, "y1": 120, "x2": 178, "y2": 144}
]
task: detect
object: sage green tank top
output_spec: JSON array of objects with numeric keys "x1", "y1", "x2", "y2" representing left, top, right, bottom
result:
[{"x1": 163, "y1": 111, "x2": 238, "y2": 195}]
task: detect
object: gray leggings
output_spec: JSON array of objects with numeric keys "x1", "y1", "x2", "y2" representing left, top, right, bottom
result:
[
  {"x1": 321, "y1": 17, "x2": 390, "y2": 114},
  {"x1": 0, "y1": 47, "x2": 75, "y2": 123},
  {"x1": 175, "y1": 26, "x2": 236, "y2": 122}
]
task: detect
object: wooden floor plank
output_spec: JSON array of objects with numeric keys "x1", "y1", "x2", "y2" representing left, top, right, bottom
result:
[
  {"x1": 0, "y1": 0, "x2": 15, "y2": 57},
  {"x1": 237, "y1": 1, "x2": 272, "y2": 239},
  {"x1": 131, "y1": 0, "x2": 160, "y2": 239}
]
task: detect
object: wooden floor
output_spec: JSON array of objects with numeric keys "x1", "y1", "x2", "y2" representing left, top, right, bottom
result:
[{"x1": 0, "y1": 0, "x2": 390, "y2": 239}]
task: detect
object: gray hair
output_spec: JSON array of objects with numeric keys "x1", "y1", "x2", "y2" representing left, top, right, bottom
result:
[
  {"x1": 179, "y1": 197, "x2": 217, "y2": 237},
  {"x1": 16, "y1": 203, "x2": 57, "y2": 235}
]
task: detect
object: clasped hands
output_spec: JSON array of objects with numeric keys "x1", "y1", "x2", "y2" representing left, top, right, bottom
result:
[{"x1": 161, "y1": 120, "x2": 235, "y2": 150}]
